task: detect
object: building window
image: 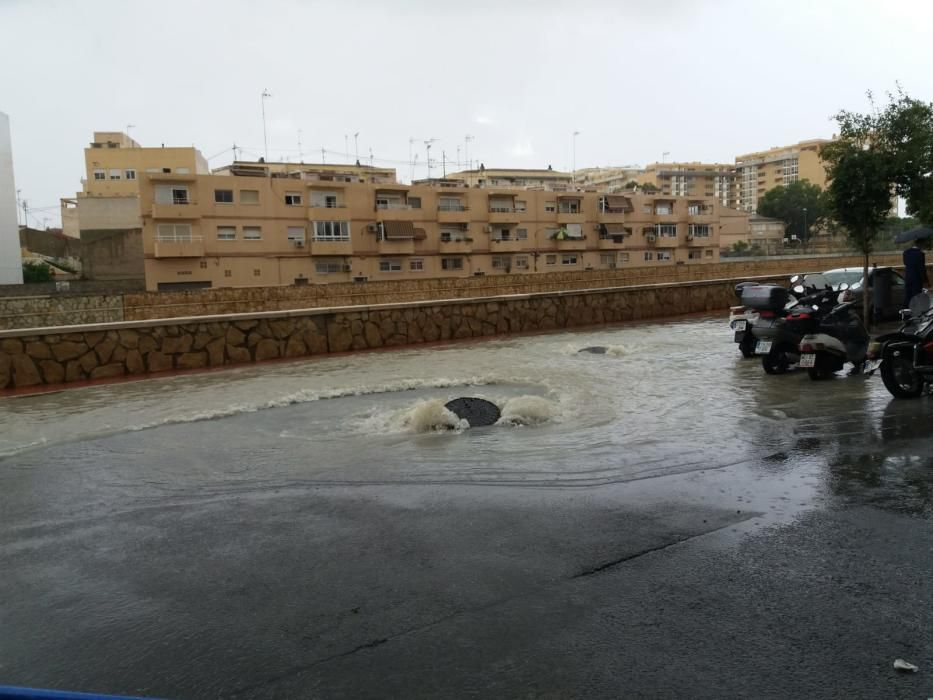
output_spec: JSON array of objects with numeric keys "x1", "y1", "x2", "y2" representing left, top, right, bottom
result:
[
  {"x1": 145, "y1": 168, "x2": 160, "y2": 173},
  {"x1": 642, "y1": 204, "x2": 653, "y2": 214},
  {"x1": 441, "y1": 257, "x2": 463, "y2": 271},
  {"x1": 109, "y1": 169, "x2": 121, "y2": 180},
  {"x1": 514, "y1": 256, "x2": 529, "y2": 269},
  {"x1": 407, "y1": 197, "x2": 421, "y2": 209},
  {"x1": 240, "y1": 190, "x2": 259, "y2": 204},
  {"x1": 287, "y1": 226, "x2": 306, "y2": 243},
  {"x1": 492, "y1": 228, "x2": 512, "y2": 242},
  {"x1": 410, "y1": 258, "x2": 424, "y2": 271},
  {"x1": 619, "y1": 253, "x2": 630, "y2": 263},
  {"x1": 600, "y1": 253, "x2": 616, "y2": 266},
  {"x1": 705, "y1": 249, "x2": 714, "y2": 257},
  {"x1": 214, "y1": 189, "x2": 234, "y2": 204},
  {"x1": 243, "y1": 226, "x2": 262, "y2": 240},
  {"x1": 253, "y1": 269, "x2": 261, "y2": 276},
  {"x1": 224, "y1": 269, "x2": 232, "y2": 277},
  {"x1": 285, "y1": 192, "x2": 302, "y2": 206},
  {"x1": 544, "y1": 201, "x2": 556, "y2": 213},
  {"x1": 658, "y1": 224, "x2": 678, "y2": 238},
  {"x1": 515, "y1": 200, "x2": 527, "y2": 213},
  {"x1": 655, "y1": 204, "x2": 672, "y2": 215},
  {"x1": 124, "y1": 169, "x2": 136, "y2": 180},
  {"x1": 156, "y1": 223, "x2": 193, "y2": 241},
  {"x1": 93, "y1": 169, "x2": 106, "y2": 180},
  {"x1": 492, "y1": 255, "x2": 511, "y2": 270},
  {"x1": 516, "y1": 228, "x2": 528, "y2": 240},
  {"x1": 545, "y1": 254, "x2": 557, "y2": 265},
  {"x1": 315, "y1": 260, "x2": 345, "y2": 274},
  {"x1": 162, "y1": 167, "x2": 172, "y2": 174},
  {"x1": 379, "y1": 259, "x2": 403, "y2": 272},
  {"x1": 155, "y1": 184, "x2": 189, "y2": 204},
  {"x1": 199, "y1": 261, "x2": 208, "y2": 269},
  {"x1": 657, "y1": 251, "x2": 672, "y2": 261},
  {"x1": 439, "y1": 197, "x2": 465, "y2": 211},
  {"x1": 177, "y1": 167, "x2": 190, "y2": 175},
  {"x1": 177, "y1": 270, "x2": 192, "y2": 275},
  {"x1": 688, "y1": 224, "x2": 711, "y2": 237},
  {"x1": 217, "y1": 226, "x2": 236, "y2": 241},
  {"x1": 312, "y1": 221, "x2": 350, "y2": 241},
  {"x1": 689, "y1": 250, "x2": 702, "y2": 260},
  {"x1": 644, "y1": 252, "x2": 654, "y2": 261},
  {"x1": 561, "y1": 254, "x2": 578, "y2": 266}
]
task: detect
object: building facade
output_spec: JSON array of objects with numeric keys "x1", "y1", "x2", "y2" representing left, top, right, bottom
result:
[
  {"x1": 636, "y1": 162, "x2": 738, "y2": 209},
  {"x1": 139, "y1": 168, "x2": 724, "y2": 291},
  {"x1": 734, "y1": 138, "x2": 830, "y2": 212},
  {"x1": 573, "y1": 166, "x2": 645, "y2": 193},
  {"x1": 444, "y1": 168, "x2": 574, "y2": 191},
  {"x1": 0, "y1": 111, "x2": 23, "y2": 284}
]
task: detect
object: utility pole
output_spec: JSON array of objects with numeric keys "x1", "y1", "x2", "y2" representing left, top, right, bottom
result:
[
  {"x1": 344, "y1": 134, "x2": 349, "y2": 161},
  {"x1": 442, "y1": 150, "x2": 447, "y2": 177},
  {"x1": 321, "y1": 146, "x2": 326, "y2": 164},
  {"x1": 232, "y1": 143, "x2": 239, "y2": 161},
  {"x1": 369, "y1": 147, "x2": 373, "y2": 167},
  {"x1": 456, "y1": 145, "x2": 461, "y2": 170},
  {"x1": 572, "y1": 131, "x2": 580, "y2": 184},
  {"x1": 126, "y1": 124, "x2": 136, "y2": 143},
  {"x1": 424, "y1": 138, "x2": 438, "y2": 180},
  {"x1": 22, "y1": 199, "x2": 28, "y2": 229},
  {"x1": 261, "y1": 89, "x2": 272, "y2": 161},
  {"x1": 354, "y1": 132, "x2": 360, "y2": 163},
  {"x1": 465, "y1": 135, "x2": 474, "y2": 181}
]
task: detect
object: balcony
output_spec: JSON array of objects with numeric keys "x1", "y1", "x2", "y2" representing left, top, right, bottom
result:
[
  {"x1": 151, "y1": 201, "x2": 198, "y2": 219},
  {"x1": 376, "y1": 203, "x2": 419, "y2": 221},
  {"x1": 309, "y1": 200, "x2": 347, "y2": 214},
  {"x1": 488, "y1": 237, "x2": 529, "y2": 253},
  {"x1": 377, "y1": 237, "x2": 415, "y2": 255},
  {"x1": 686, "y1": 234, "x2": 714, "y2": 247},
  {"x1": 437, "y1": 203, "x2": 470, "y2": 223},
  {"x1": 655, "y1": 234, "x2": 681, "y2": 248},
  {"x1": 439, "y1": 239, "x2": 474, "y2": 254},
  {"x1": 487, "y1": 207, "x2": 521, "y2": 224},
  {"x1": 309, "y1": 238, "x2": 354, "y2": 256},
  {"x1": 597, "y1": 236, "x2": 632, "y2": 250},
  {"x1": 154, "y1": 235, "x2": 204, "y2": 258}
]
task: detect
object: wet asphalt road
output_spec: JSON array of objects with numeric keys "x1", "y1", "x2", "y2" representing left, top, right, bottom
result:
[{"x1": 2, "y1": 319, "x2": 933, "y2": 699}]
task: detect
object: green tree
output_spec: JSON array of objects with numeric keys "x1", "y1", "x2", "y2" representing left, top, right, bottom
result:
[
  {"x1": 822, "y1": 107, "x2": 894, "y2": 327},
  {"x1": 640, "y1": 182, "x2": 660, "y2": 194},
  {"x1": 22, "y1": 261, "x2": 52, "y2": 283},
  {"x1": 876, "y1": 91, "x2": 933, "y2": 224},
  {"x1": 756, "y1": 180, "x2": 828, "y2": 247}
]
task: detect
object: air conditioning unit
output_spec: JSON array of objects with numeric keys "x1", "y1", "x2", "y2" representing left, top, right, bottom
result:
[
  {"x1": 483, "y1": 225, "x2": 493, "y2": 233},
  {"x1": 646, "y1": 234, "x2": 657, "y2": 243},
  {"x1": 367, "y1": 223, "x2": 380, "y2": 233},
  {"x1": 294, "y1": 240, "x2": 305, "y2": 247},
  {"x1": 686, "y1": 234, "x2": 694, "y2": 241},
  {"x1": 342, "y1": 264, "x2": 352, "y2": 272}
]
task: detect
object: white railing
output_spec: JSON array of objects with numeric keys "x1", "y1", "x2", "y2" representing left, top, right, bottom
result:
[
  {"x1": 438, "y1": 203, "x2": 468, "y2": 211},
  {"x1": 376, "y1": 202, "x2": 411, "y2": 210},
  {"x1": 155, "y1": 234, "x2": 203, "y2": 243},
  {"x1": 311, "y1": 201, "x2": 347, "y2": 208}
]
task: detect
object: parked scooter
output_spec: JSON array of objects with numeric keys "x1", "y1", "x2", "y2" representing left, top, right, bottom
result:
[
  {"x1": 729, "y1": 281, "x2": 761, "y2": 358},
  {"x1": 797, "y1": 282, "x2": 872, "y2": 380},
  {"x1": 869, "y1": 292, "x2": 933, "y2": 398},
  {"x1": 743, "y1": 274, "x2": 830, "y2": 374}
]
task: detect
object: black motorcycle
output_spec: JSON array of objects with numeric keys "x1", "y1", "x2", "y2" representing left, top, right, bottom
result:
[{"x1": 870, "y1": 293, "x2": 933, "y2": 398}]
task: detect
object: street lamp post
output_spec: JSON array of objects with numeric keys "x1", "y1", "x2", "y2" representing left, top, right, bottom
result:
[
  {"x1": 802, "y1": 207, "x2": 808, "y2": 249},
  {"x1": 572, "y1": 131, "x2": 580, "y2": 184}
]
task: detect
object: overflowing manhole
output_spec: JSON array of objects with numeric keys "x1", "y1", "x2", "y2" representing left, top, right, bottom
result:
[
  {"x1": 444, "y1": 397, "x2": 501, "y2": 426},
  {"x1": 578, "y1": 346, "x2": 608, "y2": 354}
]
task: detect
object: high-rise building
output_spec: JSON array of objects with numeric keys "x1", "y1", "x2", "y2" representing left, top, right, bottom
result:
[
  {"x1": 444, "y1": 167, "x2": 574, "y2": 191},
  {"x1": 636, "y1": 162, "x2": 739, "y2": 208},
  {"x1": 573, "y1": 166, "x2": 645, "y2": 193},
  {"x1": 734, "y1": 139, "x2": 830, "y2": 212},
  {"x1": 0, "y1": 111, "x2": 22, "y2": 284}
]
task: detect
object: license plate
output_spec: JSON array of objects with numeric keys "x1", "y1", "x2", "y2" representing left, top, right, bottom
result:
[
  {"x1": 733, "y1": 320, "x2": 747, "y2": 331},
  {"x1": 799, "y1": 353, "x2": 816, "y2": 368},
  {"x1": 755, "y1": 341, "x2": 772, "y2": 354}
]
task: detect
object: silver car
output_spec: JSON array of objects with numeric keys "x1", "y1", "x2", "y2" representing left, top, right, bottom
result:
[{"x1": 821, "y1": 267, "x2": 906, "y2": 321}]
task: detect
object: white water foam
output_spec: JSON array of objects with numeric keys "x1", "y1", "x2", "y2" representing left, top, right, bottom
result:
[{"x1": 496, "y1": 395, "x2": 556, "y2": 426}]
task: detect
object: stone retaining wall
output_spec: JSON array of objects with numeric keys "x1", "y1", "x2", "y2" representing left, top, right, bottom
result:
[
  {"x1": 0, "y1": 294, "x2": 125, "y2": 331},
  {"x1": 0, "y1": 277, "x2": 747, "y2": 390}
]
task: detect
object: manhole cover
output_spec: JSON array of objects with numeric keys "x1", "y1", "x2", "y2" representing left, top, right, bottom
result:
[
  {"x1": 444, "y1": 397, "x2": 501, "y2": 427},
  {"x1": 578, "y1": 346, "x2": 608, "y2": 354}
]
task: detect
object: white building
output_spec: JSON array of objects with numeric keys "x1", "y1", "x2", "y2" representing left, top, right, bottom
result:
[{"x1": 0, "y1": 111, "x2": 23, "y2": 284}]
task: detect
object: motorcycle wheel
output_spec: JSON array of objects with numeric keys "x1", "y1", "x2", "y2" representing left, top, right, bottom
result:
[
  {"x1": 880, "y1": 356, "x2": 925, "y2": 398},
  {"x1": 739, "y1": 333, "x2": 756, "y2": 359},
  {"x1": 762, "y1": 346, "x2": 790, "y2": 375},
  {"x1": 807, "y1": 366, "x2": 834, "y2": 381}
]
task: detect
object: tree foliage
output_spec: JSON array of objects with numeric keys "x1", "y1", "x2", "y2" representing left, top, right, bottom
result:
[
  {"x1": 756, "y1": 180, "x2": 828, "y2": 244},
  {"x1": 875, "y1": 91, "x2": 933, "y2": 225},
  {"x1": 22, "y1": 261, "x2": 52, "y2": 283}
]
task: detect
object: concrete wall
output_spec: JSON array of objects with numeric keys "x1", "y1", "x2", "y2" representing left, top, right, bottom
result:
[
  {"x1": 0, "y1": 277, "x2": 746, "y2": 390},
  {"x1": 81, "y1": 229, "x2": 145, "y2": 281},
  {"x1": 0, "y1": 111, "x2": 22, "y2": 284},
  {"x1": 18, "y1": 227, "x2": 82, "y2": 259}
]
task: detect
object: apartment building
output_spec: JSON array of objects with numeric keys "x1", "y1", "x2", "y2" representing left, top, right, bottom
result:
[
  {"x1": 734, "y1": 138, "x2": 830, "y2": 212},
  {"x1": 140, "y1": 165, "x2": 724, "y2": 291},
  {"x1": 573, "y1": 166, "x2": 645, "y2": 193},
  {"x1": 636, "y1": 162, "x2": 738, "y2": 209},
  {"x1": 444, "y1": 167, "x2": 574, "y2": 191}
]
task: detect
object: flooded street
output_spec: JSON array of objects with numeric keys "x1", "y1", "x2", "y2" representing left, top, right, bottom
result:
[{"x1": 2, "y1": 315, "x2": 932, "y2": 698}]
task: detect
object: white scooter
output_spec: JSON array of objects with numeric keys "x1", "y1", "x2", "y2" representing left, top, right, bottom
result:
[{"x1": 798, "y1": 283, "x2": 874, "y2": 380}]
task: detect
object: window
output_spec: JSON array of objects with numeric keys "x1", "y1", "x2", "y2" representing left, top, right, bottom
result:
[
  {"x1": 514, "y1": 256, "x2": 529, "y2": 269},
  {"x1": 441, "y1": 257, "x2": 464, "y2": 271},
  {"x1": 156, "y1": 184, "x2": 190, "y2": 204},
  {"x1": 558, "y1": 199, "x2": 581, "y2": 214},
  {"x1": 177, "y1": 270, "x2": 192, "y2": 275},
  {"x1": 214, "y1": 189, "x2": 234, "y2": 204},
  {"x1": 492, "y1": 255, "x2": 511, "y2": 270},
  {"x1": 312, "y1": 221, "x2": 350, "y2": 241},
  {"x1": 657, "y1": 251, "x2": 672, "y2": 261},
  {"x1": 93, "y1": 169, "x2": 106, "y2": 180},
  {"x1": 410, "y1": 258, "x2": 424, "y2": 272},
  {"x1": 287, "y1": 226, "x2": 306, "y2": 243},
  {"x1": 644, "y1": 252, "x2": 654, "y2": 261},
  {"x1": 253, "y1": 269, "x2": 261, "y2": 277},
  {"x1": 156, "y1": 223, "x2": 193, "y2": 241},
  {"x1": 240, "y1": 190, "x2": 259, "y2": 204},
  {"x1": 689, "y1": 224, "x2": 711, "y2": 237},
  {"x1": 407, "y1": 197, "x2": 421, "y2": 209},
  {"x1": 689, "y1": 250, "x2": 702, "y2": 260},
  {"x1": 379, "y1": 259, "x2": 403, "y2": 272},
  {"x1": 516, "y1": 228, "x2": 528, "y2": 240},
  {"x1": 515, "y1": 200, "x2": 527, "y2": 213},
  {"x1": 217, "y1": 226, "x2": 236, "y2": 241},
  {"x1": 600, "y1": 253, "x2": 616, "y2": 266},
  {"x1": 224, "y1": 270, "x2": 232, "y2": 277},
  {"x1": 561, "y1": 254, "x2": 578, "y2": 266},
  {"x1": 705, "y1": 249, "x2": 714, "y2": 258},
  {"x1": 376, "y1": 197, "x2": 390, "y2": 209},
  {"x1": 162, "y1": 167, "x2": 172, "y2": 174},
  {"x1": 315, "y1": 260, "x2": 345, "y2": 274},
  {"x1": 658, "y1": 224, "x2": 678, "y2": 238},
  {"x1": 243, "y1": 226, "x2": 262, "y2": 240},
  {"x1": 642, "y1": 204, "x2": 652, "y2": 214},
  {"x1": 619, "y1": 253, "x2": 630, "y2": 263},
  {"x1": 124, "y1": 169, "x2": 136, "y2": 180},
  {"x1": 545, "y1": 254, "x2": 557, "y2": 265},
  {"x1": 285, "y1": 192, "x2": 302, "y2": 206},
  {"x1": 655, "y1": 204, "x2": 672, "y2": 215},
  {"x1": 492, "y1": 228, "x2": 512, "y2": 242},
  {"x1": 109, "y1": 168, "x2": 121, "y2": 180},
  {"x1": 199, "y1": 261, "x2": 208, "y2": 269},
  {"x1": 145, "y1": 167, "x2": 160, "y2": 173},
  {"x1": 177, "y1": 167, "x2": 190, "y2": 175},
  {"x1": 439, "y1": 197, "x2": 465, "y2": 211},
  {"x1": 544, "y1": 201, "x2": 556, "y2": 213}
]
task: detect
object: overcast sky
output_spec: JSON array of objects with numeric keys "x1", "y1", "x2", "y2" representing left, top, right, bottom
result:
[{"x1": 2, "y1": 0, "x2": 932, "y2": 227}]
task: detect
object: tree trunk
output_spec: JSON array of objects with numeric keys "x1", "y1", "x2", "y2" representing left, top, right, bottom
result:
[{"x1": 863, "y1": 253, "x2": 871, "y2": 332}]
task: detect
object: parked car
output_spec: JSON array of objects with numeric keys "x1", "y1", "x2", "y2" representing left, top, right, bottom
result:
[{"x1": 820, "y1": 267, "x2": 906, "y2": 321}]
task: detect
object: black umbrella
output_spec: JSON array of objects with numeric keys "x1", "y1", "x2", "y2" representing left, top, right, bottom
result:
[{"x1": 894, "y1": 226, "x2": 933, "y2": 244}]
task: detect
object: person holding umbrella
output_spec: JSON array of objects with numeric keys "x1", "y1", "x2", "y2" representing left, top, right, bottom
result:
[{"x1": 896, "y1": 226, "x2": 932, "y2": 307}]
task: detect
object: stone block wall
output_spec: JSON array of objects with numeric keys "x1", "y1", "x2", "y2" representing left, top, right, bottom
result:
[
  {"x1": 0, "y1": 294, "x2": 124, "y2": 331},
  {"x1": 0, "y1": 277, "x2": 742, "y2": 390}
]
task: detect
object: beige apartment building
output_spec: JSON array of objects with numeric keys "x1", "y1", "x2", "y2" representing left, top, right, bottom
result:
[
  {"x1": 636, "y1": 162, "x2": 738, "y2": 209},
  {"x1": 139, "y1": 164, "x2": 724, "y2": 291},
  {"x1": 734, "y1": 138, "x2": 830, "y2": 212},
  {"x1": 444, "y1": 167, "x2": 574, "y2": 191},
  {"x1": 573, "y1": 166, "x2": 645, "y2": 192}
]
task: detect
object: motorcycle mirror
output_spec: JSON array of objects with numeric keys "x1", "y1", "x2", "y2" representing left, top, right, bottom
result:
[
  {"x1": 790, "y1": 275, "x2": 801, "y2": 284},
  {"x1": 838, "y1": 282, "x2": 850, "y2": 291},
  {"x1": 793, "y1": 285, "x2": 805, "y2": 294}
]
